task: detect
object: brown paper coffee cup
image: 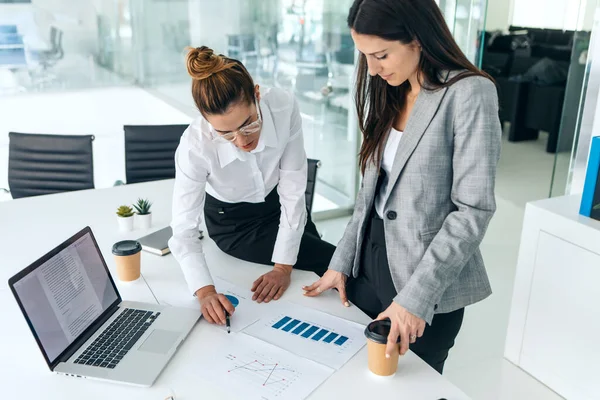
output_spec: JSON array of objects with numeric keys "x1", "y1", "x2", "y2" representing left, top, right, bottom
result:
[
  {"x1": 112, "y1": 240, "x2": 142, "y2": 282},
  {"x1": 365, "y1": 319, "x2": 400, "y2": 376}
]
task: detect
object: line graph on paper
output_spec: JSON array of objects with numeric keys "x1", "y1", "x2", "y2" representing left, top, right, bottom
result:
[
  {"x1": 195, "y1": 334, "x2": 332, "y2": 400},
  {"x1": 225, "y1": 353, "x2": 302, "y2": 397}
]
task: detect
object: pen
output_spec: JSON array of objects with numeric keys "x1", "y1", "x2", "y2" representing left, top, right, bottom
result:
[{"x1": 225, "y1": 311, "x2": 231, "y2": 334}]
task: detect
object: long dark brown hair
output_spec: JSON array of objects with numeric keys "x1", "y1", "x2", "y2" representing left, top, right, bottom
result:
[
  {"x1": 185, "y1": 46, "x2": 255, "y2": 116},
  {"x1": 348, "y1": 0, "x2": 493, "y2": 174}
]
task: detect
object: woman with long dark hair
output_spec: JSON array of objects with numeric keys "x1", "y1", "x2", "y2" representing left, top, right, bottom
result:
[{"x1": 304, "y1": 0, "x2": 501, "y2": 373}]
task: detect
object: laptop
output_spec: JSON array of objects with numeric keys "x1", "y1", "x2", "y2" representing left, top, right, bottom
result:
[{"x1": 8, "y1": 227, "x2": 200, "y2": 387}]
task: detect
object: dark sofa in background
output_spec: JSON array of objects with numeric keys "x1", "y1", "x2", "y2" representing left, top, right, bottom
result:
[{"x1": 481, "y1": 26, "x2": 589, "y2": 153}]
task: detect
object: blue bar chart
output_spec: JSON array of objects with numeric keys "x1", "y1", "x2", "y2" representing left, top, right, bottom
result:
[
  {"x1": 245, "y1": 309, "x2": 366, "y2": 370},
  {"x1": 271, "y1": 316, "x2": 349, "y2": 346}
]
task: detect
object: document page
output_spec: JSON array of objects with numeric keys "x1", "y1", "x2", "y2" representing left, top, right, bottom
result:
[
  {"x1": 38, "y1": 246, "x2": 103, "y2": 341},
  {"x1": 194, "y1": 333, "x2": 333, "y2": 400},
  {"x1": 243, "y1": 301, "x2": 366, "y2": 370},
  {"x1": 213, "y1": 276, "x2": 263, "y2": 333}
]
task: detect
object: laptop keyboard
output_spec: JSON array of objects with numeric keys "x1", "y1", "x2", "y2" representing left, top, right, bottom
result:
[{"x1": 74, "y1": 308, "x2": 160, "y2": 369}]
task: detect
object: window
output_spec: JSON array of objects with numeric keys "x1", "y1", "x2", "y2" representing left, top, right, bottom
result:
[{"x1": 512, "y1": 0, "x2": 587, "y2": 30}]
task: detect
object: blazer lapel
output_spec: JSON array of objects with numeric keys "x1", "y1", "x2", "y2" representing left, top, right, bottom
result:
[
  {"x1": 361, "y1": 159, "x2": 381, "y2": 207},
  {"x1": 384, "y1": 84, "x2": 449, "y2": 201}
]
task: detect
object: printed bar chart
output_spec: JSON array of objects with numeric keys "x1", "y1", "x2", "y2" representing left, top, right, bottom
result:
[
  {"x1": 334, "y1": 336, "x2": 348, "y2": 346},
  {"x1": 272, "y1": 316, "x2": 291, "y2": 329},
  {"x1": 311, "y1": 329, "x2": 329, "y2": 341},
  {"x1": 281, "y1": 320, "x2": 301, "y2": 332},
  {"x1": 271, "y1": 316, "x2": 349, "y2": 346},
  {"x1": 291, "y1": 322, "x2": 310, "y2": 335},
  {"x1": 301, "y1": 326, "x2": 319, "y2": 338},
  {"x1": 323, "y1": 332, "x2": 338, "y2": 343}
]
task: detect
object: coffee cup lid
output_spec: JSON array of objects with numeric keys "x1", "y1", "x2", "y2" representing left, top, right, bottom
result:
[
  {"x1": 112, "y1": 240, "x2": 142, "y2": 256},
  {"x1": 364, "y1": 319, "x2": 401, "y2": 344}
]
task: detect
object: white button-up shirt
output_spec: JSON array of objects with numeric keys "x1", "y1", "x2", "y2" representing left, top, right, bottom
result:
[
  {"x1": 375, "y1": 127, "x2": 403, "y2": 218},
  {"x1": 168, "y1": 87, "x2": 308, "y2": 295}
]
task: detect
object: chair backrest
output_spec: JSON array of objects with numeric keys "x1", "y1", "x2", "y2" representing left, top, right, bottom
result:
[
  {"x1": 306, "y1": 159, "x2": 320, "y2": 213},
  {"x1": 124, "y1": 124, "x2": 188, "y2": 184},
  {"x1": 8, "y1": 132, "x2": 95, "y2": 199},
  {"x1": 51, "y1": 26, "x2": 64, "y2": 58},
  {"x1": 49, "y1": 26, "x2": 58, "y2": 50}
]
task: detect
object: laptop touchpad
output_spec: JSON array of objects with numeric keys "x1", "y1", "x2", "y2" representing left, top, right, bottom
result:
[{"x1": 139, "y1": 330, "x2": 180, "y2": 354}]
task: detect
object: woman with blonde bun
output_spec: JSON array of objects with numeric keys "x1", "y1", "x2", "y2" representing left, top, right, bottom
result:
[{"x1": 168, "y1": 46, "x2": 336, "y2": 325}]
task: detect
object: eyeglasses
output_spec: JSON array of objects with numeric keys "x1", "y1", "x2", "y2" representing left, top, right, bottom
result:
[{"x1": 213, "y1": 99, "x2": 262, "y2": 143}]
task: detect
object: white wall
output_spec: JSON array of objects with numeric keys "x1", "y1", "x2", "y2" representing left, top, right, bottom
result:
[
  {"x1": 485, "y1": 0, "x2": 591, "y2": 31},
  {"x1": 485, "y1": 0, "x2": 515, "y2": 31},
  {"x1": 188, "y1": 0, "x2": 243, "y2": 53},
  {"x1": 512, "y1": 0, "x2": 589, "y2": 30},
  {"x1": 0, "y1": 87, "x2": 192, "y2": 194}
]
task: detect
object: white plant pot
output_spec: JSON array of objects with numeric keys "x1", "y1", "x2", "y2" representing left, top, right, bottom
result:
[
  {"x1": 117, "y1": 216, "x2": 134, "y2": 232},
  {"x1": 137, "y1": 213, "x2": 152, "y2": 230}
]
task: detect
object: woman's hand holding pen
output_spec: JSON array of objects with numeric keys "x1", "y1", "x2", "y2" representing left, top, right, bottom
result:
[
  {"x1": 196, "y1": 285, "x2": 235, "y2": 325},
  {"x1": 251, "y1": 264, "x2": 292, "y2": 303}
]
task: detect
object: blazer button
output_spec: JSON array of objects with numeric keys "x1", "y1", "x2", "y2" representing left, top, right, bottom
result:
[
  {"x1": 386, "y1": 211, "x2": 397, "y2": 220},
  {"x1": 434, "y1": 304, "x2": 438, "y2": 311}
]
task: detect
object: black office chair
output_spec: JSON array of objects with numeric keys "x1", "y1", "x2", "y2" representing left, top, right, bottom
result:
[
  {"x1": 124, "y1": 124, "x2": 188, "y2": 184},
  {"x1": 306, "y1": 159, "x2": 321, "y2": 213},
  {"x1": 8, "y1": 132, "x2": 95, "y2": 199},
  {"x1": 38, "y1": 26, "x2": 64, "y2": 69}
]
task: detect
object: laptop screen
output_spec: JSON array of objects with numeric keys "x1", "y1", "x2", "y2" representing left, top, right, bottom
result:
[{"x1": 11, "y1": 230, "x2": 119, "y2": 365}]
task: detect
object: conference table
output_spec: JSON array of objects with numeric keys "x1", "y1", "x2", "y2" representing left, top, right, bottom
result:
[{"x1": 0, "y1": 179, "x2": 470, "y2": 399}]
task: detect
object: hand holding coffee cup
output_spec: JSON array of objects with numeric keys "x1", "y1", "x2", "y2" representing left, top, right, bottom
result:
[
  {"x1": 365, "y1": 319, "x2": 401, "y2": 376},
  {"x1": 112, "y1": 240, "x2": 142, "y2": 282},
  {"x1": 376, "y1": 301, "x2": 425, "y2": 357}
]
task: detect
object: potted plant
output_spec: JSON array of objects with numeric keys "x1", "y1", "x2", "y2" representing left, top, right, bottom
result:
[
  {"x1": 116, "y1": 205, "x2": 135, "y2": 232},
  {"x1": 133, "y1": 198, "x2": 153, "y2": 229}
]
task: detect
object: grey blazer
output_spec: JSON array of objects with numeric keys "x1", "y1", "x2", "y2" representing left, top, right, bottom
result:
[{"x1": 329, "y1": 73, "x2": 502, "y2": 324}]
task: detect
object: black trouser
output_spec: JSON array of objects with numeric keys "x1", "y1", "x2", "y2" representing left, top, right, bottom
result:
[
  {"x1": 346, "y1": 212, "x2": 464, "y2": 374},
  {"x1": 204, "y1": 187, "x2": 335, "y2": 277}
]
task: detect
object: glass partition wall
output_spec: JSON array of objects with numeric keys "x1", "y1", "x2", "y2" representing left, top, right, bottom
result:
[
  {"x1": 438, "y1": 0, "x2": 488, "y2": 66},
  {"x1": 0, "y1": 0, "x2": 133, "y2": 94},
  {"x1": 121, "y1": 0, "x2": 362, "y2": 215},
  {"x1": 1, "y1": 0, "x2": 488, "y2": 214},
  {"x1": 97, "y1": 0, "x2": 488, "y2": 216},
  {"x1": 551, "y1": 0, "x2": 599, "y2": 196}
]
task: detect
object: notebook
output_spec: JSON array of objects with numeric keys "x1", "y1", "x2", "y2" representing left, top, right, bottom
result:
[{"x1": 137, "y1": 227, "x2": 203, "y2": 256}]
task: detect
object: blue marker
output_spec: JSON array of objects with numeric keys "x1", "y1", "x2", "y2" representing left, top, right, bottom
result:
[{"x1": 225, "y1": 295, "x2": 239, "y2": 308}]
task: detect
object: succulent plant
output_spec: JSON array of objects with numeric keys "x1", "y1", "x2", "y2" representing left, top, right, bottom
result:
[
  {"x1": 133, "y1": 198, "x2": 152, "y2": 215},
  {"x1": 116, "y1": 205, "x2": 134, "y2": 218}
]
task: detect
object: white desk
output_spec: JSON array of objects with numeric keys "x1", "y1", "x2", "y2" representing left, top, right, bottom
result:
[{"x1": 0, "y1": 180, "x2": 470, "y2": 399}]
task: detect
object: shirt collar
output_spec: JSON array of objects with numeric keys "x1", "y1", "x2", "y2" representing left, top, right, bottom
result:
[{"x1": 215, "y1": 98, "x2": 278, "y2": 168}]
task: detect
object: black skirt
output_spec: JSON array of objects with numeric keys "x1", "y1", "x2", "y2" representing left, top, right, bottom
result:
[{"x1": 204, "y1": 187, "x2": 334, "y2": 276}]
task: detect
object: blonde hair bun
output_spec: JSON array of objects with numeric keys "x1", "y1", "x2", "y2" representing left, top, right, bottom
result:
[{"x1": 185, "y1": 46, "x2": 234, "y2": 80}]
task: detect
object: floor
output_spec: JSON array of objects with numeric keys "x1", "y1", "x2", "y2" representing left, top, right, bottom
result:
[{"x1": 314, "y1": 128, "x2": 568, "y2": 400}]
